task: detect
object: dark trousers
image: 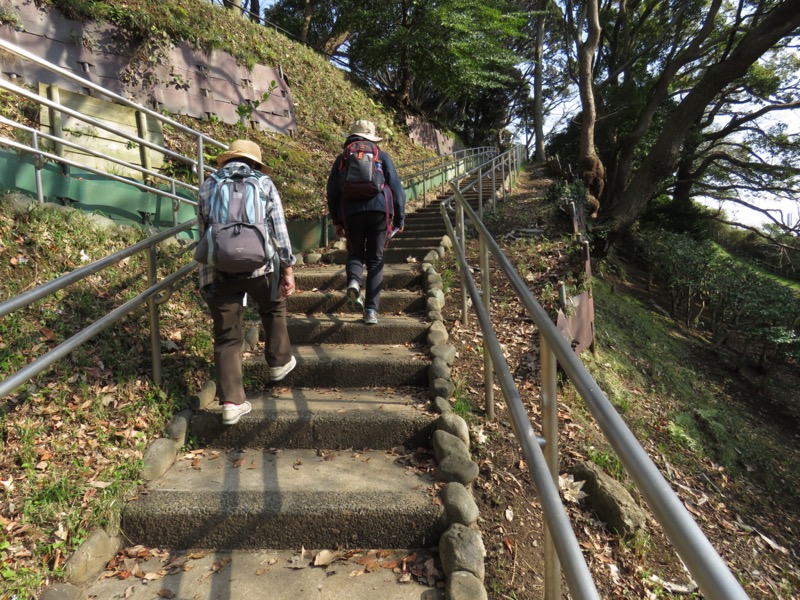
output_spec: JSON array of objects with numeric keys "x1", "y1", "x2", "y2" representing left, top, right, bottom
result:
[
  {"x1": 202, "y1": 274, "x2": 291, "y2": 405},
  {"x1": 345, "y1": 210, "x2": 387, "y2": 311}
]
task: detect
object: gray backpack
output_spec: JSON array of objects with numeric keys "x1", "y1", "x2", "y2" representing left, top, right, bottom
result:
[{"x1": 196, "y1": 165, "x2": 276, "y2": 273}]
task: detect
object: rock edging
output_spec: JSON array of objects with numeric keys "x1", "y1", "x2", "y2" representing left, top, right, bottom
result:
[{"x1": 423, "y1": 242, "x2": 489, "y2": 600}]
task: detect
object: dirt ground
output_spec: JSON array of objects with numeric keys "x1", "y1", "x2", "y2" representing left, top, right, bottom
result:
[{"x1": 439, "y1": 167, "x2": 800, "y2": 599}]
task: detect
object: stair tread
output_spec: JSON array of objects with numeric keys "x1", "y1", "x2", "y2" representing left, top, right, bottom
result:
[
  {"x1": 81, "y1": 548, "x2": 442, "y2": 600},
  {"x1": 144, "y1": 448, "x2": 436, "y2": 495},
  {"x1": 191, "y1": 388, "x2": 434, "y2": 451},
  {"x1": 294, "y1": 264, "x2": 421, "y2": 278},
  {"x1": 243, "y1": 343, "x2": 431, "y2": 387},
  {"x1": 249, "y1": 387, "x2": 430, "y2": 409},
  {"x1": 122, "y1": 449, "x2": 445, "y2": 549}
]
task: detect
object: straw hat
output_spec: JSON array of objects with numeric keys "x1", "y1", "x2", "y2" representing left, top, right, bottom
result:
[
  {"x1": 216, "y1": 139, "x2": 267, "y2": 172},
  {"x1": 347, "y1": 120, "x2": 382, "y2": 142}
]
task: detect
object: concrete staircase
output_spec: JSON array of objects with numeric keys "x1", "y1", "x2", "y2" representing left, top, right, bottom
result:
[{"x1": 99, "y1": 190, "x2": 482, "y2": 599}]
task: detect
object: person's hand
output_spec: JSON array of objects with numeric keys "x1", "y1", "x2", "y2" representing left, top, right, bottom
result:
[
  {"x1": 335, "y1": 224, "x2": 346, "y2": 239},
  {"x1": 280, "y1": 267, "x2": 295, "y2": 297}
]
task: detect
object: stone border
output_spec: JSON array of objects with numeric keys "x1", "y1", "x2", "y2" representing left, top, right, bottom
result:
[{"x1": 422, "y1": 241, "x2": 490, "y2": 600}]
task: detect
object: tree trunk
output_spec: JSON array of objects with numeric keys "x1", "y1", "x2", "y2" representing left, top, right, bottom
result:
[
  {"x1": 577, "y1": 0, "x2": 604, "y2": 219},
  {"x1": 532, "y1": 1, "x2": 547, "y2": 162},
  {"x1": 605, "y1": 0, "x2": 800, "y2": 233},
  {"x1": 300, "y1": 0, "x2": 314, "y2": 44},
  {"x1": 322, "y1": 31, "x2": 351, "y2": 56},
  {"x1": 249, "y1": 0, "x2": 261, "y2": 23},
  {"x1": 223, "y1": 0, "x2": 243, "y2": 13}
]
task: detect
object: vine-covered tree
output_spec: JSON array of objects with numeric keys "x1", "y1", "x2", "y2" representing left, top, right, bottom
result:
[{"x1": 551, "y1": 0, "x2": 800, "y2": 242}]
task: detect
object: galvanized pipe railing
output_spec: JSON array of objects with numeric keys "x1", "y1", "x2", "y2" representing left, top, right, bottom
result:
[
  {"x1": 445, "y1": 147, "x2": 750, "y2": 600},
  {"x1": 0, "y1": 222, "x2": 196, "y2": 399},
  {"x1": 398, "y1": 147, "x2": 496, "y2": 206},
  {"x1": 440, "y1": 185, "x2": 601, "y2": 600},
  {"x1": 0, "y1": 135, "x2": 196, "y2": 216},
  {"x1": 0, "y1": 37, "x2": 224, "y2": 181}
]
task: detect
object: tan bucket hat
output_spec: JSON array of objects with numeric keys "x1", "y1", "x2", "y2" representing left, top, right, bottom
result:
[
  {"x1": 216, "y1": 139, "x2": 268, "y2": 172},
  {"x1": 348, "y1": 120, "x2": 382, "y2": 142}
]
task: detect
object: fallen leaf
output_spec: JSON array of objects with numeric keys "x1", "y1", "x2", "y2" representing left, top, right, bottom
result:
[
  {"x1": 313, "y1": 549, "x2": 341, "y2": 567},
  {"x1": 211, "y1": 557, "x2": 231, "y2": 573}
]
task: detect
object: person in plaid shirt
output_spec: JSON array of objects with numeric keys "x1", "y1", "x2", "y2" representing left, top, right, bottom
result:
[{"x1": 197, "y1": 139, "x2": 297, "y2": 425}]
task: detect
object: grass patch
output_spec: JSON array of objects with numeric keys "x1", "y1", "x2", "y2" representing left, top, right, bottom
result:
[
  {"x1": 568, "y1": 278, "x2": 800, "y2": 505},
  {"x1": 0, "y1": 198, "x2": 212, "y2": 599}
]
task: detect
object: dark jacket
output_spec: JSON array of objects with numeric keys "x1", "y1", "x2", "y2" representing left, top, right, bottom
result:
[{"x1": 326, "y1": 136, "x2": 405, "y2": 229}]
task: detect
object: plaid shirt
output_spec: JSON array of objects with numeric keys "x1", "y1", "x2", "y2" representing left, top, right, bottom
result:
[{"x1": 196, "y1": 160, "x2": 296, "y2": 288}]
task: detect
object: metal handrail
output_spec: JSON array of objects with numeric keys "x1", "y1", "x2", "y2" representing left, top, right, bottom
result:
[
  {"x1": 445, "y1": 147, "x2": 750, "y2": 599},
  {"x1": 0, "y1": 116, "x2": 197, "y2": 198},
  {"x1": 0, "y1": 221, "x2": 196, "y2": 399},
  {"x1": 0, "y1": 135, "x2": 195, "y2": 209},
  {"x1": 0, "y1": 37, "x2": 224, "y2": 182}
]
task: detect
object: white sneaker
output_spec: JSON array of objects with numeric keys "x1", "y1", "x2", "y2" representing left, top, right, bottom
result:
[
  {"x1": 346, "y1": 281, "x2": 364, "y2": 311},
  {"x1": 222, "y1": 401, "x2": 251, "y2": 425},
  {"x1": 364, "y1": 309, "x2": 378, "y2": 325},
  {"x1": 269, "y1": 355, "x2": 297, "y2": 382}
]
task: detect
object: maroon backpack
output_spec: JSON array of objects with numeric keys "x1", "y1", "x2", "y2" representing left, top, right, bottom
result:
[{"x1": 338, "y1": 140, "x2": 385, "y2": 200}]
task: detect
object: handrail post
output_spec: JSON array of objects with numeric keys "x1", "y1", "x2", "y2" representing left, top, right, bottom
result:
[
  {"x1": 541, "y1": 335, "x2": 561, "y2": 600},
  {"x1": 171, "y1": 180, "x2": 179, "y2": 228},
  {"x1": 32, "y1": 131, "x2": 44, "y2": 203},
  {"x1": 197, "y1": 134, "x2": 205, "y2": 186},
  {"x1": 478, "y1": 166, "x2": 484, "y2": 220},
  {"x1": 492, "y1": 156, "x2": 497, "y2": 210},
  {"x1": 441, "y1": 155, "x2": 446, "y2": 194},
  {"x1": 135, "y1": 110, "x2": 152, "y2": 182},
  {"x1": 422, "y1": 167, "x2": 427, "y2": 207},
  {"x1": 147, "y1": 245, "x2": 163, "y2": 385},
  {"x1": 480, "y1": 233, "x2": 494, "y2": 420},
  {"x1": 501, "y1": 155, "x2": 507, "y2": 203},
  {"x1": 457, "y1": 200, "x2": 468, "y2": 327}
]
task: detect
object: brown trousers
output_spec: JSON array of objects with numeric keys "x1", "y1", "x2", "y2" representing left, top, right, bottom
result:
[{"x1": 202, "y1": 274, "x2": 292, "y2": 405}]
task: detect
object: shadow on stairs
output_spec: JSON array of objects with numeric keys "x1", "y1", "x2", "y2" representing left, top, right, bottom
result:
[{"x1": 73, "y1": 190, "x2": 505, "y2": 600}]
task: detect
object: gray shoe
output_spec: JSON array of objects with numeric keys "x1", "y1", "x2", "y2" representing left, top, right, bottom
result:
[
  {"x1": 346, "y1": 281, "x2": 364, "y2": 311},
  {"x1": 364, "y1": 308, "x2": 378, "y2": 325}
]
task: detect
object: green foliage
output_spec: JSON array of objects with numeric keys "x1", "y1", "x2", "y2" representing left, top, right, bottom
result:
[
  {"x1": 586, "y1": 445, "x2": 625, "y2": 480},
  {"x1": 269, "y1": 0, "x2": 526, "y2": 142},
  {"x1": 639, "y1": 195, "x2": 716, "y2": 239},
  {"x1": 0, "y1": 6, "x2": 23, "y2": 27},
  {"x1": 581, "y1": 279, "x2": 800, "y2": 507},
  {"x1": 632, "y1": 228, "x2": 800, "y2": 378}
]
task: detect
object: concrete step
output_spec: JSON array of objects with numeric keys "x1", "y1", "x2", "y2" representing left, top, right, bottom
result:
[
  {"x1": 294, "y1": 264, "x2": 423, "y2": 291},
  {"x1": 287, "y1": 290, "x2": 425, "y2": 314},
  {"x1": 322, "y1": 247, "x2": 434, "y2": 265},
  {"x1": 389, "y1": 236, "x2": 443, "y2": 248},
  {"x1": 190, "y1": 388, "x2": 434, "y2": 450},
  {"x1": 79, "y1": 547, "x2": 443, "y2": 599},
  {"x1": 244, "y1": 344, "x2": 431, "y2": 388},
  {"x1": 286, "y1": 314, "x2": 428, "y2": 345},
  {"x1": 121, "y1": 448, "x2": 445, "y2": 549},
  {"x1": 404, "y1": 214, "x2": 444, "y2": 225}
]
